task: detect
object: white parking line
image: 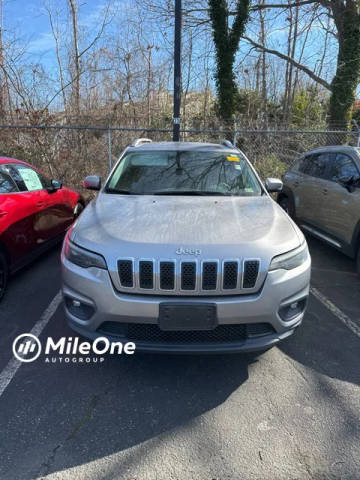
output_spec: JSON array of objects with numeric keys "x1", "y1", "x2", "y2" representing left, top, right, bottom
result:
[
  {"x1": 310, "y1": 286, "x2": 360, "y2": 338},
  {"x1": 0, "y1": 291, "x2": 62, "y2": 398}
]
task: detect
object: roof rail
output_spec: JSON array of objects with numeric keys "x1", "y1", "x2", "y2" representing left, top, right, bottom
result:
[
  {"x1": 131, "y1": 138, "x2": 153, "y2": 147},
  {"x1": 220, "y1": 139, "x2": 234, "y2": 149}
]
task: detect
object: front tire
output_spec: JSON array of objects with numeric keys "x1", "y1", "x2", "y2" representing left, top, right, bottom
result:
[{"x1": 0, "y1": 252, "x2": 9, "y2": 301}]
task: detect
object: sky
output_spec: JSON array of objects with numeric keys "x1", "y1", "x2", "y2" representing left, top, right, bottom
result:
[
  {"x1": 3, "y1": 0, "x2": 335, "y2": 76},
  {"x1": 1, "y1": 0, "x2": 340, "y2": 108},
  {"x1": 2, "y1": 0, "x2": 111, "y2": 71}
]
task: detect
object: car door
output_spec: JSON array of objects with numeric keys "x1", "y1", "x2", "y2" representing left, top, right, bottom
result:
[
  {"x1": 320, "y1": 152, "x2": 360, "y2": 245},
  {"x1": 285, "y1": 155, "x2": 311, "y2": 219},
  {"x1": 0, "y1": 165, "x2": 41, "y2": 264},
  {"x1": 5, "y1": 163, "x2": 53, "y2": 247},
  {"x1": 303, "y1": 152, "x2": 336, "y2": 227},
  {"x1": 37, "y1": 173, "x2": 75, "y2": 238},
  {"x1": 294, "y1": 153, "x2": 331, "y2": 225}
]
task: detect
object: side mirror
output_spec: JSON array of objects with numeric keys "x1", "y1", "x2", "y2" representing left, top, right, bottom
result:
[
  {"x1": 265, "y1": 177, "x2": 283, "y2": 193},
  {"x1": 47, "y1": 179, "x2": 62, "y2": 193},
  {"x1": 338, "y1": 175, "x2": 353, "y2": 185},
  {"x1": 82, "y1": 175, "x2": 101, "y2": 191},
  {"x1": 51, "y1": 179, "x2": 62, "y2": 190},
  {"x1": 338, "y1": 175, "x2": 358, "y2": 192}
]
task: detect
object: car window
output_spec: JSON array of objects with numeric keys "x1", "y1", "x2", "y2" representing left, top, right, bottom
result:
[
  {"x1": 0, "y1": 169, "x2": 18, "y2": 193},
  {"x1": 307, "y1": 153, "x2": 331, "y2": 179},
  {"x1": 291, "y1": 158, "x2": 302, "y2": 172},
  {"x1": 5, "y1": 164, "x2": 44, "y2": 192},
  {"x1": 106, "y1": 150, "x2": 263, "y2": 196},
  {"x1": 328, "y1": 153, "x2": 360, "y2": 181},
  {"x1": 297, "y1": 155, "x2": 313, "y2": 174},
  {"x1": 38, "y1": 173, "x2": 52, "y2": 189}
]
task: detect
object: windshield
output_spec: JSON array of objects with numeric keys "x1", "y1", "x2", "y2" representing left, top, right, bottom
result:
[{"x1": 106, "y1": 150, "x2": 263, "y2": 196}]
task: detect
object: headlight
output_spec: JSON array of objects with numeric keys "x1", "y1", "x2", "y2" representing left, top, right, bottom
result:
[
  {"x1": 269, "y1": 242, "x2": 309, "y2": 271},
  {"x1": 64, "y1": 240, "x2": 107, "y2": 269}
]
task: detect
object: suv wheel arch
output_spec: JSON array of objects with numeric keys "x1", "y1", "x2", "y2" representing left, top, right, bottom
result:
[{"x1": 278, "y1": 191, "x2": 295, "y2": 217}]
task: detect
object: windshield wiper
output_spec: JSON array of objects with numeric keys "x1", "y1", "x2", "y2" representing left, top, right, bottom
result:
[
  {"x1": 106, "y1": 188, "x2": 230, "y2": 196},
  {"x1": 105, "y1": 188, "x2": 134, "y2": 194},
  {"x1": 153, "y1": 190, "x2": 228, "y2": 196}
]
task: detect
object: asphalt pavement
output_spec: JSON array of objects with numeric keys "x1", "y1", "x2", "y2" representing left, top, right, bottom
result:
[{"x1": 0, "y1": 236, "x2": 359, "y2": 480}]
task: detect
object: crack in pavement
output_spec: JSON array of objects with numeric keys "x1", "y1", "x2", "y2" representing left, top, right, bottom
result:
[
  {"x1": 37, "y1": 444, "x2": 62, "y2": 480},
  {"x1": 66, "y1": 395, "x2": 99, "y2": 441},
  {"x1": 35, "y1": 385, "x2": 113, "y2": 479}
]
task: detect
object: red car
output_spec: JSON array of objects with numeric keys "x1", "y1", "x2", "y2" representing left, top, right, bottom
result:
[{"x1": 0, "y1": 156, "x2": 84, "y2": 299}]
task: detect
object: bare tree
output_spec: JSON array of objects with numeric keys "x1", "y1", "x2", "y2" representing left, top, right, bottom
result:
[
  {"x1": 44, "y1": 0, "x2": 67, "y2": 112},
  {"x1": 68, "y1": 0, "x2": 81, "y2": 117}
]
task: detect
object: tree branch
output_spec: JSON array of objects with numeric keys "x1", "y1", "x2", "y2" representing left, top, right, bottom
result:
[
  {"x1": 250, "y1": 0, "x2": 317, "y2": 10},
  {"x1": 184, "y1": 1, "x2": 318, "y2": 15},
  {"x1": 78, "y1": 3, "x2": 111, "y2": 59},
  {"x1": 42, "y1": 68, "x2": 110, "y2": 111},
  {"x1": 242, "y1": 36, "x2": 331, "y2": 90}
]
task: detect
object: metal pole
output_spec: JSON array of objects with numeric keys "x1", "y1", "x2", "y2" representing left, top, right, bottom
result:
[
  {"x1": 107, "y1": 127, "x2": 112, "y2": 171},
  {"x1": 173, "y1": 0, "x2": 182, "y2": 142},
  {"x1": 233, "y1": 118, "x2": 237, "y2": 147}
]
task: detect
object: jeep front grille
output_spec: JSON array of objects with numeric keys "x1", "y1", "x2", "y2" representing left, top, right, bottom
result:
[
  {"x1": 116, "y1": 257, "x2": 262, "y2": 296},
  {"x1": 223, "y1": 261, "x2": 238, "y2": 289},
  {"x1": 181, "y1": 262, "x2": 196, "y2": 290},
  {"x1": 118, "y1": 260, "x2": 133, "y2": 288},
  {"x1": 139, "y1": 261, "x2": 154, "y2": 289},
  {"x1": 243, "y1": 260, "x2": 260, "y2": 288},
  {"x1": 160, "y1": 261, "x2": 175, "y2": 290},
  {"x1": 202, "y1": 262, "x2": 218, "y2": 290}
]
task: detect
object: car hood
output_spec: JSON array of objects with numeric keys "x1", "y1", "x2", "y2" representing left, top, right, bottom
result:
[{"x1": 72, "y1": 193, "x2": 302, "y2": 265}]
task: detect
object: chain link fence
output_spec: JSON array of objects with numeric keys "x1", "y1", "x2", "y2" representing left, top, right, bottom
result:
[{"x1": 0, "y1": 124, "x2": 359, "y2": 192}]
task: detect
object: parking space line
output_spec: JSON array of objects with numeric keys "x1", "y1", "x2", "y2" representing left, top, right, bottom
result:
[
  {"x1": 0, "y1": 291, "x2": 62, "y2": 398},
  {"x1": 310, "y1": 286, "x2": 360, "y2": 338}
]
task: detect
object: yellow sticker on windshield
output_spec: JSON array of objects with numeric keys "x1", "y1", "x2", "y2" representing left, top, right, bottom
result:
[{"x1": 227, "y1": 155, "x2": 239, "y2": 162}]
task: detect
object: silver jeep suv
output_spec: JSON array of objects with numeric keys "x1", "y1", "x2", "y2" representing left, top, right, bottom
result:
[
  {"x1": 61, "y1": 140, "x2": 311, "y2": 353},
  {"x1": 278, "y1": 146, "x2": 360, "y2": 276}
]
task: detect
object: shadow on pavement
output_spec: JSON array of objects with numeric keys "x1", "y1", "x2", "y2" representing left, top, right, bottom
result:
[
  {"x1": 0, "y1": 341, "x2": 257, "y2": 480},
  {"x1": 279, "y1": 296, "x2": 360, "y2": 386},
  {"x1": 279, "y1": 234, "x2": 360, "y2": 386}
]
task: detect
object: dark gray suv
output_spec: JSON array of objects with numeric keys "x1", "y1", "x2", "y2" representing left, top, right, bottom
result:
[{"x1": 278, "y1": 146, "x2": 360, "y2": 275}]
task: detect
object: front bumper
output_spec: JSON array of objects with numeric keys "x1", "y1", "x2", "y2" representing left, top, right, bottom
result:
[{"x1": 61, "y1": 254, "x2": 311, "y2": 354}]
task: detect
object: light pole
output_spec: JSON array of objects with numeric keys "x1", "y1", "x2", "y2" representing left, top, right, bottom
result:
[{"x1": 173, "y1": 0, "x2": 182, "y2": 142}]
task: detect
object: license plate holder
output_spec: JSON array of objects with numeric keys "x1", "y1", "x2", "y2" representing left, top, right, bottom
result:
[{"x1": 158, "y1": 303, "x2": 217, "y2": 331}]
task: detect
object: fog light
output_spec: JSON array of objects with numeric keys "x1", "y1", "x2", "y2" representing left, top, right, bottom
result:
[
  {"x1": 279, "y1": 298, "x2": 307, "y2": 322},
  {"x1": 65, "y1": 296, "x2": 95, "y2": 320}
]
